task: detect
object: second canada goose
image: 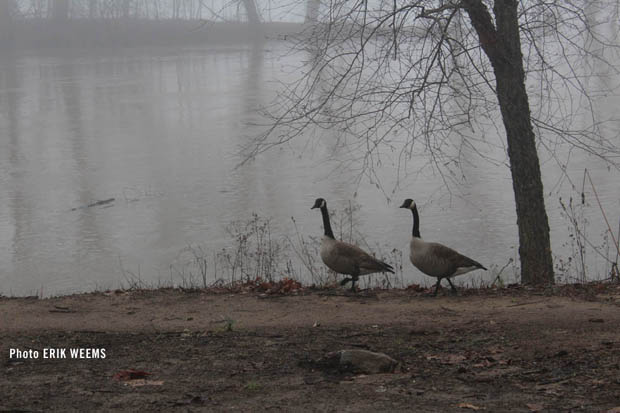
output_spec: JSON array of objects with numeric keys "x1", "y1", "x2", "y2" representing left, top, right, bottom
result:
[
  {"x1": 399, "y1": 199, "x2": 487, "y2": 296},
  {"x1": 311, "y1": 198, "x2": 394, "y2": 291}
]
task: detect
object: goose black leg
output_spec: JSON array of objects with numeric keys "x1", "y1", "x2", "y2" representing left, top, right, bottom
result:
[
  {"x1": 350, "y1": 275, "x2": 359, "y2": 292},
  {"x1": 446, "y1": 278, "x2": 458, "y2": 294},
  {"x1": 432, "y1": 278, "x2": 442, "y2": 296}
]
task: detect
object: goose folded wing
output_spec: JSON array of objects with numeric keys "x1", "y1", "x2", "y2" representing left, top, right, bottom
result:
[
  {"x1": 430, "y1": 243, "x2": 486, "y2": 270},
  {"x1": 333, "y1": 242, "x2": 394, "y2": 273}
]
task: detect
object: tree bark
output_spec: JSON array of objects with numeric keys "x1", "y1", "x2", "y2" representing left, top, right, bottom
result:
[
  {"x1": 241, "y1": 0, "x2": 260, "y2": 25},
  {"x1": 462, "y1": 0, "x2": 554, "y2": 285}
]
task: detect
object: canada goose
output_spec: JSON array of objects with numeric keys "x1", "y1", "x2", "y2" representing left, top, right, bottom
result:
[
  {"x1": 399, "y1": 199, "x2": 487, "y2": 296},
  {"x1": 311, "y1": 198, "x2": 394, "y2": 291}
]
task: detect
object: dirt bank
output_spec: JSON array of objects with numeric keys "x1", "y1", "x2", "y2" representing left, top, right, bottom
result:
[{"x1": 2, "y1": 285, "x2": 620, "y2": 411}]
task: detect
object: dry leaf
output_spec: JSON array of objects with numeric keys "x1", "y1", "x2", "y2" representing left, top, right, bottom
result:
[
  {"x1": 473, "y1": 359, "x2": 493, "y2": 368},
  {"x1": 181, "y1": 328, "x2": 192, "y2": 337},
  {"x1": 426, "y1": 354, "x2": 466, "y2": 364},
  {"x1": 606, "y1": 408, "x2": 620, "y2": 413},
  {"x1": 526, "y1": 403, "x2": 544, "y2": 412},
  {"x1": 487, "y1": 346, "x2": 504, "y2": 354},
  {"x1": 126, "y1": 379, "x2": 164, "y2": 387},
  {"x1": 406, "y1": 283, "x2": 424, "y2": 292},
  {"x1": 113, "y1": 369, "x2": 151, "y2": 381},
  {"x1": 447, "y1": 354, "x2": 467, "y2": 364},
  {"x1": 458, "y1": 402, "x2": 482, "y2": 410}
]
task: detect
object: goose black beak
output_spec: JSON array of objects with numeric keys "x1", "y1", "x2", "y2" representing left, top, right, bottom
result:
[
  {"x1": 311, "y1": 199, "x2": 323, "y2": 209},
  {"x1": 399, "y1": 198, "x2": 414, "y2": 209}
]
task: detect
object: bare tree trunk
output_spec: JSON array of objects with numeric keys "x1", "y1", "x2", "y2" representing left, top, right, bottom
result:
[
  {"x1": 241, "y1": 0, "x2": 259, "y2": 24},
  {"x1": 51, "y1": 0, "x2": 69, "y2": 20},
  {"x1": 305, "y1": 0, "x2": 320, "y2": 24},
  {"x1": 463, "y1": 0, "x2": 554, "y2": 285}
]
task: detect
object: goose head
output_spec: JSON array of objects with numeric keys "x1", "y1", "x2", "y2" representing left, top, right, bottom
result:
[
  {"x1": 399, "y1": 198, "x2": 416, "y2": 210},
  {"x1": 311, "y1": 198, "x2": 327, "y2": 210}
]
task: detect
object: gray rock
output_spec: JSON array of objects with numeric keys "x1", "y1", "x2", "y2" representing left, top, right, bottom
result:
[{"x1": 324, "y1": 349, "x2": 399, "y2": 374}]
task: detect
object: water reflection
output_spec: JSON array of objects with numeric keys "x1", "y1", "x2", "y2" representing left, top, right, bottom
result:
[
  {"x1": 1, "y1": 53, "x2": 23, "y2": 292},
  {"x1": 0, "y1": 43, "x2": 618, "y2": 296}
]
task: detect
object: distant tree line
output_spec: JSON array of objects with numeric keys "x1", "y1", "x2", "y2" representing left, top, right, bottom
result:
[
  {"x1": 0, "y1": 0, "x2": 314, "y2": 48},
  {"x1": 2, "y1": 1, "x2": 265, "y2": 22}
]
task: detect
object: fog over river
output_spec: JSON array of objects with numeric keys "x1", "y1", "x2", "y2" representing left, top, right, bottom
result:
[{"x1": 0, "y1": 43, "x2": 618, "y2": 296}]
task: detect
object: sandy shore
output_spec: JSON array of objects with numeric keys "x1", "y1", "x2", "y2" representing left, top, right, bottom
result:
[{"x1": 2, "y1": 285, "x2": 620, "y2": 411}]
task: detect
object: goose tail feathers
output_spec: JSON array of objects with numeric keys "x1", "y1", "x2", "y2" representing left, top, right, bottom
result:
[
  {"x1": 472, "y1": 260, "x2": 487, "y2": 271},
  {"x1": 380, "y1": 261, "x2": 395, "y2": 274}
]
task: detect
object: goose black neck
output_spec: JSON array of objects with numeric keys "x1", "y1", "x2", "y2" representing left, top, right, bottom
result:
[
  {"x1": 411, "y1": 205, "x2": 421, "y2": 238},
  {"x1": 320, "y1": 205, "x2": 335, "y2": 239}
]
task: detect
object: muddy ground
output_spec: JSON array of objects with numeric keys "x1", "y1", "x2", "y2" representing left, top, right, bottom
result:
[{"x1": 2, "y1": 284, "x2": 620, "y2": 412}]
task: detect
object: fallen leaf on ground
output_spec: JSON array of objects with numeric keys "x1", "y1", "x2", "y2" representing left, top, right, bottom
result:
[
  {"x1": 181, "y1": 328, "x2": 192, "y2": 337},
  {"x1": 473, "y1": 359, "x2": 494, "y2": 368},
  {"x1": 113, "y1": 369, "x2": 152, "y2": 381},
  {"x1": 487, "y1": 346, "x2": 504, "y2": 354},
  {"x1": 426, "y1": 354, "x2": 466, "y2": 364},
  {"x1": 526, "y1": 403, "x2": 544, "y2": 412},
  {"x1": 606, "y1": 408, "x2": 620, "y2": 413},
  {"x1": 406, "y1": 283, "x2": 424, "y2": 292},
  {"x1": 125, "y1": 379, "x2": 164, "y2": 387},
  {"x1": 458, "y1": 402, "x2": 482, "y2": 410}
]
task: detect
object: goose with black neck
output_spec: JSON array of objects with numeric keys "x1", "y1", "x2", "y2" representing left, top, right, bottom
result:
[
  {"x1": 399, "y1": 198, "x2": 487, "y2": 296},
  {"x1": 311, "y1": 198, "x2": 394, "y2": 291}
]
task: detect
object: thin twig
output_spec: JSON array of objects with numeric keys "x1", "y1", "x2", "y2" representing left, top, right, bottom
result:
[
  {"x1": 586, "y1": 169, "x2": 620, "y2": 257},
  {"x1": 492, "y1": 258, "x2": 514, "y2": 287}
]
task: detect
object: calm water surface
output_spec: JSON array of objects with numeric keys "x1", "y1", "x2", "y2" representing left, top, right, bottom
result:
[{"x1": 1, "y1": 43, "x2": 618, "y2": 296}]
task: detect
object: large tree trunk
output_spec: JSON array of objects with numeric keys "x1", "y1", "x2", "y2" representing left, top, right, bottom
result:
[{"x1": 463, "y1": 0, "x2": 554, "y2": 285}]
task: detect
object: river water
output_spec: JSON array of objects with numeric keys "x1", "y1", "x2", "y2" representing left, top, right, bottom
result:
[{"x1": 1, "y1": 43, "x2": 618, "y2": 296}]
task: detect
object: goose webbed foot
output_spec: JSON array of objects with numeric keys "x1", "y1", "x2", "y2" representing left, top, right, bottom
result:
[{"x1": 339, "y1": 277, "x2": 359, "y2": 293}]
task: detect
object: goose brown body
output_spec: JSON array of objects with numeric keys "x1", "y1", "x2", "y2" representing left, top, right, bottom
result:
[
  {"x1": 312, "y1": 198, "x2": 394, "y2": 291},
  {"x1": 320, "y1": 237, "x2": 394, "y2": 276},
  {"x1": 400, "y1": 199, "x2": 486, "y2": 295},
  {"x1": 409, "y1": 238, "x2": 486, "y2": 279}
]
